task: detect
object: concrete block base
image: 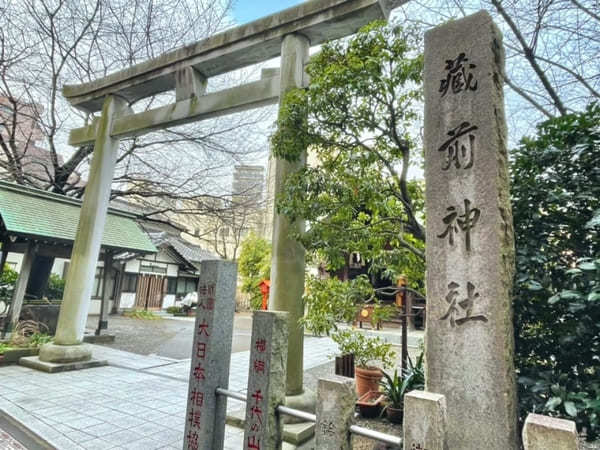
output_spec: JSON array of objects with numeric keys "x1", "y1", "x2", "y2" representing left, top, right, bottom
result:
[
  {"x1": 283, "y1": 422, "x2": 315, "y2": 445},
  {"x1": 19, "y1": 356, "x2": 107, "y2": 373},
  {"x1": 226, "y1": 409, "x2": 315, "y2": 445}
]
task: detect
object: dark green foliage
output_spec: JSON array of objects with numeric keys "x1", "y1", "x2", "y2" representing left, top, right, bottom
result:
[
  {"x1": 512, "y1": 103, "x2": 600, "y2": 439},
  {"x1": 271, "y1": 22, "x2": 425, "y2": 287},
  {"x1": 46, "y1": 273, "x2": 65, "y2": 300},
  {"x1": 301, "y1": 274, "x2": 395, "y2": 336}
]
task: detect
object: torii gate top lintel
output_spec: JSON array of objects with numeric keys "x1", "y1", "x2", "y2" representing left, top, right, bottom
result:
[{"x1": 63, "y1": 0, "x2": 404, "y2": 114}]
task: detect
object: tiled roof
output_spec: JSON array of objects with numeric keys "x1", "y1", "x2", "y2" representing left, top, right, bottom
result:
[
  {"x1": 148, "y1": 231, "x2": 219, "y2": 267},
  {"x1": 0, "y1": 181, "x2": 156, "y2": 253}
]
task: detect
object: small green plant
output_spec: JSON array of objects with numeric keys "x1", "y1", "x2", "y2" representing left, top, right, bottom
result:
[
  {"x1": 0, "y1": 342, "x2": 13, "y2": 355},
  {"x1": 380, "y1": 369, "x2": 404, "y2": 409},
  {"x1": 400, "y1": 352, "x2": 425, "y2": 393},
  {"x1": 166, "y1": 306, "x2": 182, "y2": 314},
  {"x1": 27, "y1": 333, "x2": 52, "y2": 348},
  {"x1": 123, "y1": 309, "x2": 161, "y2": 320},
  {"x1": 331, "y1": 329, "x2": 395, "y2": 369},
  {"x1": 380, "y1": 351, "x2": 425, "y2": 411}
]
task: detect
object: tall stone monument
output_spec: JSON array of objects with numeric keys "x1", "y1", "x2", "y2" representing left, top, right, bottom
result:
[
  {"x1": 424, "y1": 11, "x2": 517, "y2": 449},
  {"x1": 183, "y1": 260, "x2": 237, "y2": 450}
]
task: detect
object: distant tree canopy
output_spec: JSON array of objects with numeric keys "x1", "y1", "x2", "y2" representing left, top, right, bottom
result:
[{"x1": 511, "y1": 103, "x2": 600, "y2": 439}]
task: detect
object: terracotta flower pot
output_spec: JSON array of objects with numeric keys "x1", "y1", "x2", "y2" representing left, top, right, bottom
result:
[
  {"x1": 355, "y1": 365, "x2": 383, "y2": 397},
  {"x1": 356, "y1": 390, "x2": 385, "y2": 418}
]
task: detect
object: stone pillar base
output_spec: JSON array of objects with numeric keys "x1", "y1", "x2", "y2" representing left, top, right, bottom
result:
[
  {"x1": 39, "y1": 342, "x2": 92, "y2": 364},
  {"x1": 284, "y1": 388, "x2": 316, "y2": 424}
]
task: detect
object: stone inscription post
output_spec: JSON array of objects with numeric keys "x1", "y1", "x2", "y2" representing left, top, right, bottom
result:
[
  {"x1": 522, "y1": 414, "x2": 579, "y2": 450},
  {"x1": 315, "y1": 376, "x2": 356, "y2": 450},
  {"x1": 403, "y1": 391, "x2": 447, "y2": 450},
  {"x1": 424, "y1": 11, "x2": 517, "y2": 449},
  {"x1": 244, "y1": 310, "x2": 288, "y2": 450},
  {"x1": 183, "y1": 260, "x2": 237, "y2": 450}
]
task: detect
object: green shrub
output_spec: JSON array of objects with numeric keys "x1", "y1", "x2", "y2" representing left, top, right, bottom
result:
[
  {"x1": 331, "y1": 329, "x2": 395, "y2": 369},
  {"x1": 511, "y1": 103, "x2": 600, "y2": 439},
  {"x1": 27, "y1": 333, "x2": 52, "y2": 348},
  {"x1": 166, "y1": 306, "x2": 182, "y2": 314},
  {"x1": 46, "y1": 273, "x2": 65, "y2": 299}
]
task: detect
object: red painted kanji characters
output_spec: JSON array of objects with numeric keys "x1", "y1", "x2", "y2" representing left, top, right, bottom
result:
[
  {"x1": 193, "y1": 363, "x2": 205, "y2": 381},
  {"x1": 188, "y1": 408, "x2": 202, "y2": 428},
  {"x1": 190, "y1": 389, "x2": 204, "y2": 407},
  {"x1": 251, "y1": 389, "x2": 263, "y2": 404},
  {"x1": 198, "y1": 320, "x2": 210, "y2": 337},
  {"x1": 250, "y1": 405, "x2": 263, "y2": 425},
  {"x1": 253, "y1": 359, "x2": 265, "y2": 374},
  {"x1": 199, "y1": 297, "x2": 215, "y2": 310},
  {"x1": 196, "y1": 342, "x2": 206, "y2": 359},
  {"x1": 247, "y1": 435, "x2": 261, "y2": 449},
  {"x1": 186, "y1": 430, "x2": 198, "y2": 450},
  {"x1": 255, "y1": 338, "x2": 266, "y2": 352},
  {"x1": 198, "y1": 284, "x2": 216, "y2": 297}
]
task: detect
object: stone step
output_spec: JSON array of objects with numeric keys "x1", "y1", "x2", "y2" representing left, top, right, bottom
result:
[{"x1": 226, "y1": 408, "x2": 315, "y2": 446}]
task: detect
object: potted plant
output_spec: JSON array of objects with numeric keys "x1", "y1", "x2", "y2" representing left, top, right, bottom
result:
[
  {"x1": 380, "y1": 351, "x2": 425, "y2": 424},
  {"x1": 380, "y1": 369, "x2": 404, "y2": 423},
  {"x1": 356, "y1": 390, "x2": 385, "y2": 418},
  {"x1": 331, "y1": 329, "x2": 396, "y2": 397}
]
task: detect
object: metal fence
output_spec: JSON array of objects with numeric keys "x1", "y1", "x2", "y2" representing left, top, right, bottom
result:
[{"x1": 216, "y1": 387, "x2": 403, "y2": 448}]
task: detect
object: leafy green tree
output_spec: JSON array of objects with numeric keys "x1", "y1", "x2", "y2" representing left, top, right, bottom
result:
[
  {"x1": 238, "y1": 232, "x2": 271, "y2": 310},
  {"x1": 272, "y1": 22, "x2": 425, "y2": 290},
  {"x1": 0, "y1": 264, "x2": 18, "y2": 300},
  {"x1": 511, "y1": 103, "x2": 600, "y2": 439}
]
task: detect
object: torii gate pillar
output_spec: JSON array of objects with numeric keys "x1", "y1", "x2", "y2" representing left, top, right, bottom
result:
[{"x1": 269, "y1": 33, "x2": 310, "y2": 397}]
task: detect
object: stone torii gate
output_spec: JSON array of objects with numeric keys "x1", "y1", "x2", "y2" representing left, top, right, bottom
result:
[{"x1": 38, "y1": 0, "x2": 404, "y2": 399}]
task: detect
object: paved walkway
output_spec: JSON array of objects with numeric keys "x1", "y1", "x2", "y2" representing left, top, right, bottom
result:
[
  {"x1": 0, "y1": 429, "x2": 27, "y2": 450},
  {"x1": 0, "y1": 336, "x2": 340, "y2": 449}
]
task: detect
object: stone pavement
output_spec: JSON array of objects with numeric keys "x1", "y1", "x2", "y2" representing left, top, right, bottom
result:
[
  {"x1": 0, "y1": 429, "x2": 27, "y2": 450},
  {"x1": 0, "y1": 336, "x2": 340, "y2": 449}
]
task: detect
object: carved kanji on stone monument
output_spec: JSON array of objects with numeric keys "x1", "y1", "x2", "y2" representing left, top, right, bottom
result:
[
  {"x1": 438, "y1": 122, "x2": 478, "y2": 170},
  {"x1": 439, "y1": 52, "x2": 478, "y2": 96},
  {"x1": 424, "y1": 11, "x2": 518, "y2": 450}
]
